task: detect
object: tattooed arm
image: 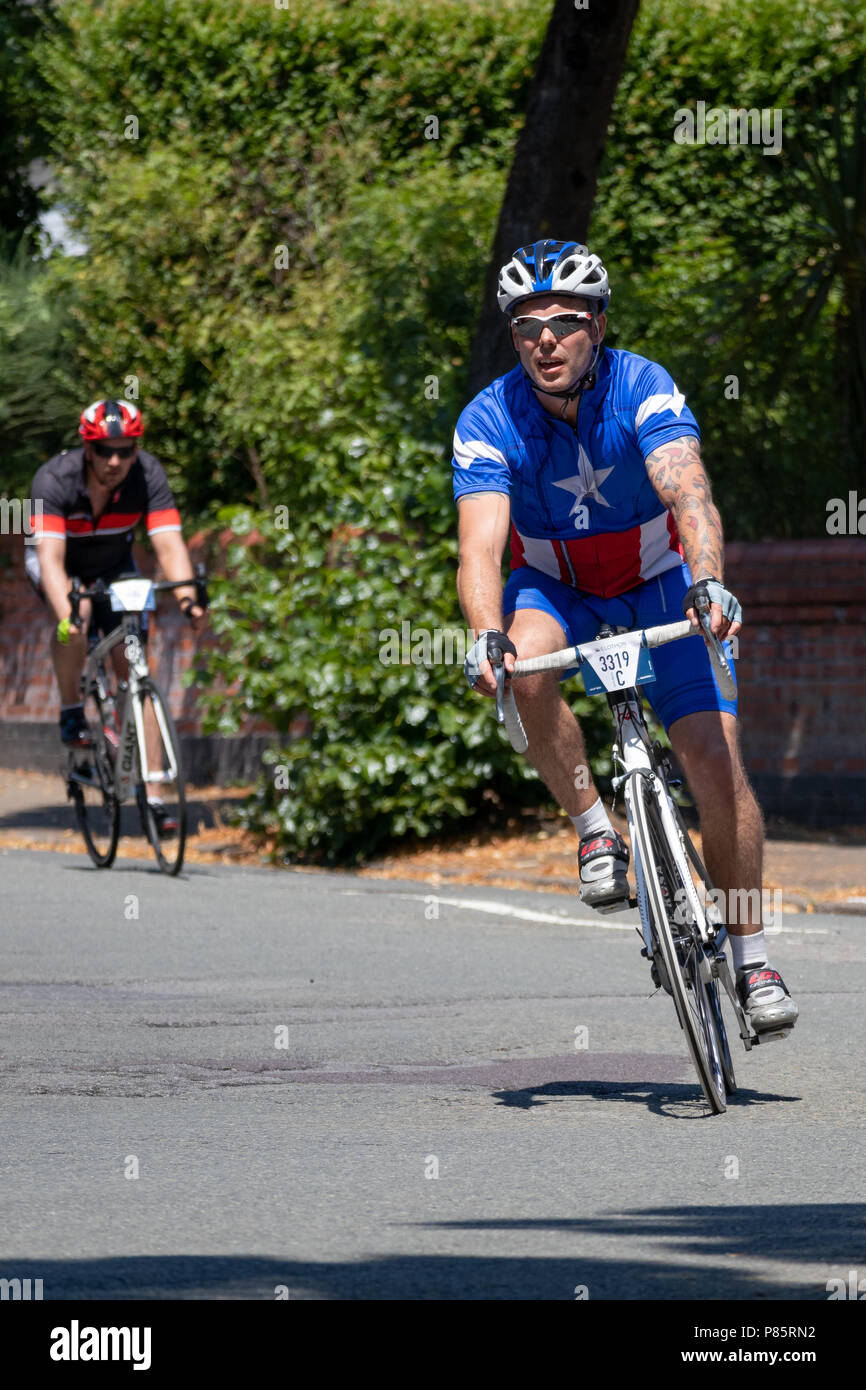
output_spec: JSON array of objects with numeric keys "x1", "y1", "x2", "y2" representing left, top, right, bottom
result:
[
  {"x1": 644, "y1": 435, "x2": 724, "y2": 583},
  {"x1": 644, "y1": 435, "x2": 741, "y2": 639}
]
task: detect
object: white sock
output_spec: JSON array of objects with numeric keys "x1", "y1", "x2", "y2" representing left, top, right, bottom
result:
[
  {"x1": 60, "y1": 702, "x2": 84, "y2": 714},
  {"x1": 571, "y1": 797, "x2": 612, "y2": 841},
  {"x1": 730, "y1": 930, "x2": 767, "y2": 973}
]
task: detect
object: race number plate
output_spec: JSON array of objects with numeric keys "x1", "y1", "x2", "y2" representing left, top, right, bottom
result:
[
  {"x1": 580, "y1": 631, "x2": 656, "y2": 694},
  {"x1": 109, "y1": 579, "x2": 156, "y2": 612}
]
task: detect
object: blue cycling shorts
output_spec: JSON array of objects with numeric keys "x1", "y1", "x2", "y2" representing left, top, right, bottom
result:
[{"x1": 502, "y1": 562, "x2": 737, "y2": 731}]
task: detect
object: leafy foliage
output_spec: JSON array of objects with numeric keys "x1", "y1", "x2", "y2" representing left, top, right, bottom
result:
[
  {"x1": 198, "y1": 470, "x2": 570, "y2": 863},
  {"x1": 0, "y1": 1, "x2": 63, "y2": 259},
  {"x1": 33, "y1": 0, "x2": 544, "y2": 515},
  {"x1": 592, "y1": 0, "x2": 866, "y2": 537},
  {"x1": 0, "y1": 249, "x2": 78, "y2": 489}
]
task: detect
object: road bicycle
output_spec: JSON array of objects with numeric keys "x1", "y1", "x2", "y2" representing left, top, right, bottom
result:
[
  {"x1": 488, "y1": 597, "x2": 789, "y2": 1114},
  {"x1": 64, "y1": 568, "x2": 207, "y2": 876}
]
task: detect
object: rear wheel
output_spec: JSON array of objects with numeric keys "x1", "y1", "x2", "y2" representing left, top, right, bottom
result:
[
  {"x1": 68, "y1": 695, "x2": 120, "y2": 868},
  {"x1": 133, "y1": 680, "x2": 187, "y2": 875}
]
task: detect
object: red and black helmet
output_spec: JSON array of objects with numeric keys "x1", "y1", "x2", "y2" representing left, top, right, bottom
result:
[{"x1": 79, "y1": 399, "x2": 144, "y2": 440}]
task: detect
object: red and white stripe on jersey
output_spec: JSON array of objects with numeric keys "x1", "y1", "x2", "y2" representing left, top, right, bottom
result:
[
  {"x1": 510, "y1": 510, "x2": 684, "y2": 599},
  {"x1": 31, "y1": 506, "x2": 181, "y2": 540},
  {"x1": 65, "y1": 510, "x2": 143, "y2": 536},
  {"x1": 33, "y1": 512, "x2": 66, "y2": 538},
  {"x1": 146, "y1": 507, "x2": 182, "y2": 535}
]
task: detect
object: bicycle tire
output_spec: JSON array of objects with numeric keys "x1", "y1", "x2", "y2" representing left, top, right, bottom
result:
[
  {"x1": 69, "y1": 700, "x2": 120, "y2": 869},
  {"x1": 631, "y1": 775, "x2": 728, "y2": 1113},
  {"x1": 670, "y1": 800, "x2": 737, "y2": 1094},
  {"x1": 706, "y1": 970, "x2": 737, "y2": 1095},
  {"x1": 134, "y1": 679, "x2": 187, "y2": 876}
]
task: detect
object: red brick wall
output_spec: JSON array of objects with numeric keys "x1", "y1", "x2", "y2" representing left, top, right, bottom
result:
[
  {"x1": 1, "y1": 533, "x2": 207, "y2": 729},
  {"x1": 724, "y1": 539, "x2": 866, "y2": 785}
]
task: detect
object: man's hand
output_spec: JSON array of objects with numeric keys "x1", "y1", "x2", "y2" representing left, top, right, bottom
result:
[
  {"x1": 180, "y1": 599, "x2": 208, "y2": 633},
  {"x1": 682, "y1": 577, "x2": 742, "y2": 641},
  {"x1": 464, "y1": 628, "x2": 517, "y2": 697},
  {"x1": 56, "y1": 617, "x2": 82, "y2": 645}
]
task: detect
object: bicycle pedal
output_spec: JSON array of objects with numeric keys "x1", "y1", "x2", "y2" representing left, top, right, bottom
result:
[
  {"x1": 752, "y1": 1028, "x2": 791, "y2": 1045},
  {"x1": 594, "y1": 897, "x2": 635, "y2": 915}
]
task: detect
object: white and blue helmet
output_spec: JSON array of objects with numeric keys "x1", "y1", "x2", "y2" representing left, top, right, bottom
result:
[{"x1": 497, "y1": 239, "x2": 610, "y2": 315}]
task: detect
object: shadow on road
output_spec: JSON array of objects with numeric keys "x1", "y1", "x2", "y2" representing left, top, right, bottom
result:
[
  {"x1": 0, "y1": 797, "x2": 241, "y2": 836},
  {"x1": 492, "y1": 1078, "x2": 800, "y2": 1117},
  {"x1": 4, "y1": 1201, "x2": 861, "y2": 1299}
]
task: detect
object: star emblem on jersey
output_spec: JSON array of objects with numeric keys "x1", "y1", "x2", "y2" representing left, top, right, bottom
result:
[
  {"x1": 553, "y1": 447, "x2": 614, "y2": 528},
  {"x1": 634, "y1": 386, "x2": 685, "y2": 427}
]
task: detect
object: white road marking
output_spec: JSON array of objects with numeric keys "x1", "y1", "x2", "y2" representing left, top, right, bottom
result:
[{"x1": 341, "y1": 889, "x2": 832, "y2": 935}]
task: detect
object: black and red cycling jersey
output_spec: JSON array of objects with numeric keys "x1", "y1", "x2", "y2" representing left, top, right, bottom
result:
[{"x1": 31, "y1": 447, "x2": 182, "y2": 582}]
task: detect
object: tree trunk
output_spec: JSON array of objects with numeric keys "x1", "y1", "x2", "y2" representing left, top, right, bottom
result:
[{"x1": 466, "y1": 0, "x2": 640, "y2": 400}]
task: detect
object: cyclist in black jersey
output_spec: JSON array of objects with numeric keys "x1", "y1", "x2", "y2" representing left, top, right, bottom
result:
[{"x1": 29, "y1": 399, "x2": 207, "y2": 833}]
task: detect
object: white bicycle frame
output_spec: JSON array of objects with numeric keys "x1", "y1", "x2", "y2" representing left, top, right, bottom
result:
[
  {"x1": 613, "y1": 698, "x2": 722, "y2": 961},
  {"x1": 501, "y1": 614, "x2": 732, "y2": 949},
  {"x1": 80, "y1": 583, "x2": 179, "y2": 804},
  {"x1": 500, "y1": 612, "x2": 768, "y2": 1055}
]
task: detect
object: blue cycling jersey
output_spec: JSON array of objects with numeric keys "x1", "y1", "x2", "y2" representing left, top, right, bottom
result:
[{"x1": 452, "y1": 347, "x2": 701, "y2": 599}]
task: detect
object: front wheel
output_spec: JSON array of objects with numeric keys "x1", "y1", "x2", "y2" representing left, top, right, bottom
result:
[
  {"x1": 632, "y1": 777, "x2": 731, "y2": 1113},
  {"x1": 68, "y1": 700, "x2": 120, "y2": 868},
  {"x1": 133, "y1": 679, "x2": 187, "y2": 876},
  {"x1": 706, "y1": 966, "x2": 737, "y2": 1095}
]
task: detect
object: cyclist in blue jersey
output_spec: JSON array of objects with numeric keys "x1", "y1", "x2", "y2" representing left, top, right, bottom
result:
[{"x1": 454, "y1": 239, "x2": 798, "y2": 1036}]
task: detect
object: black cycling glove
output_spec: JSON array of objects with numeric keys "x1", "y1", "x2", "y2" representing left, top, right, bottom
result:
[
  {"x1": 682, "y1": 577, "x2": 742, "y2": 626},
  {"x1": 464, "y1": 629, "x2": 517, "y2": 689}
]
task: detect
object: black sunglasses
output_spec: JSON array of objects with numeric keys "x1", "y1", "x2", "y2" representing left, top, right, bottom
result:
[{"x1": 91, "y1": 441, "x2": 137, "y2": 459}]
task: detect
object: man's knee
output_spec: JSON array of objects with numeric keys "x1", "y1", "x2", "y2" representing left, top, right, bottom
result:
[{"x1": 505, "y1": 607, "x2": 566, "y2": 656}]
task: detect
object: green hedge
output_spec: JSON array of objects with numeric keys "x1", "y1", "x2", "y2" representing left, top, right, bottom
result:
[
  {"x1": 592, "y1": 0, "x2": 866, "y2": 536},
  {"x1": 31, "y1": 0, "x2": 544, "y2": 513}
]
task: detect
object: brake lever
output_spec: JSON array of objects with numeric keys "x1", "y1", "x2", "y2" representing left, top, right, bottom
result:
[
  {"x1": 194, "y1": 561, "x2": 209, "y2": 609},
  {"x1": 695, "y1": 593, "x2": 736, "y2": 700},
  {"x1": 490, "y1": 648, "x2": 507, "y2": 726},
  {"x1": 696, "y1": 594, "x2": 722, "y2": 655},
  {"x1": 488, "y1": 643, "x2": 528, "y2": 753}
]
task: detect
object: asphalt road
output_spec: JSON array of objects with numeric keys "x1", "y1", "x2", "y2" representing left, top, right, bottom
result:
[{"x1": 1, "y1": 848, "x2": 863, "y2": 1301}]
